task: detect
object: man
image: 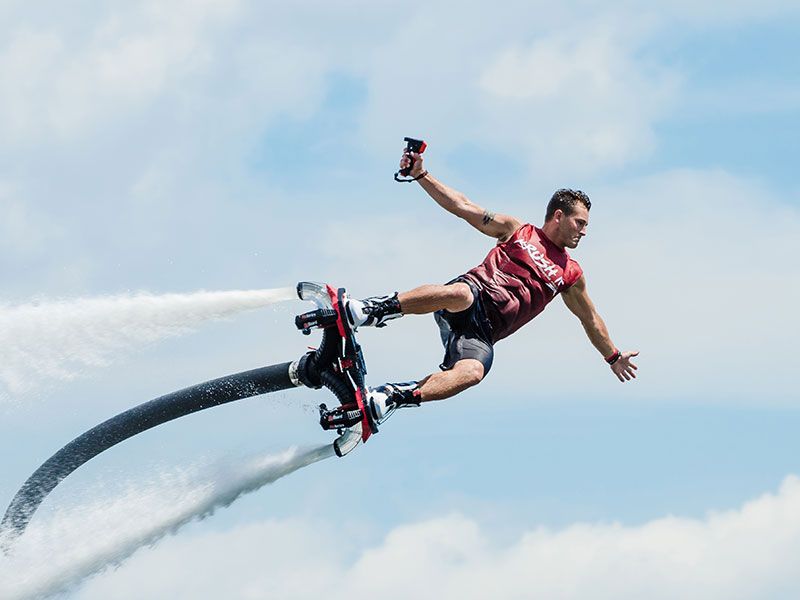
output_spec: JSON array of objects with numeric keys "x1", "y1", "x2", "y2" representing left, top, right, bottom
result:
[{"x1": 347, "y1": 149, "x2": 639, "y2": 422}]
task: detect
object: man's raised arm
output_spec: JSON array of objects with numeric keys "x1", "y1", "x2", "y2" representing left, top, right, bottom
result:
[
  {"x1": 561, "y1": 275, "x2": 639, "y2": 382},
  {"x1": 401, "y1": 151, "x2": 522, "y2": 242}
]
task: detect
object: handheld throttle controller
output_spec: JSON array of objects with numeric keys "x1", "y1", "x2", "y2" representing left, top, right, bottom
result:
[{"x1": 394, "y1": 136, "x2": 427, "y2": 182}]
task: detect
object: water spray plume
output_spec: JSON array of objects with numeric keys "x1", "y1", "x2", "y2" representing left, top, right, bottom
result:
[
  {"x1": 0, "y1": 287, "x2": 296, "y2": 402},
  {"x1": 0, "y1": 445, "x2": 333, "y2": 599}
]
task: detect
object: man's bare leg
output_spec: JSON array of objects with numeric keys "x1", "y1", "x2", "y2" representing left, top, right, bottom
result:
[
  {"x1": 347, "y1": 282, "x2": 472, "y2": 328},
  {"x1": 368, "y1": 359, "x2": 485, "y2": 421},
  {"x1": 416, "y1": 358, "x2": 485, "y2": 401},
  {"x1": 398, "y1": 283, "x2": 473, "y2": 315}
]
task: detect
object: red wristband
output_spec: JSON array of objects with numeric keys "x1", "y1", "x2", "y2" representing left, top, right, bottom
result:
[{"x1": 605, "y1": 349, "x2": 621, "y2": 365}]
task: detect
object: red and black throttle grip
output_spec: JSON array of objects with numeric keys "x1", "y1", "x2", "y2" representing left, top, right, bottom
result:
[{"x1": 395, "y1": 136, "x2": 427, "y2": 182}]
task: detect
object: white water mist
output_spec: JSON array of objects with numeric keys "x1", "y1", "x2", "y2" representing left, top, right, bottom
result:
[
  {"x1": 0, "y1": 287, "x2": 296, "y2": 402},
  {"x1": 0, "y1": 445, "x2": 333, "y2": 599}
]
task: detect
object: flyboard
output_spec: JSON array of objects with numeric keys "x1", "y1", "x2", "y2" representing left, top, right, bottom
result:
[{"x1": 1, "y1": 282, "x2": 381, "y2": 545}]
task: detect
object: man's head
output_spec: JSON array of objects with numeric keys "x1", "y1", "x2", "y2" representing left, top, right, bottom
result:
[{"x1": 543, "y1": 188, "x2": 591, "y2": 249}]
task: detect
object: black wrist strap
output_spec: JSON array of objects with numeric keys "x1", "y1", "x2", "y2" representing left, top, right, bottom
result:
[{"x1": 394, "y1": 170, "x2": 428, "y2": 183}]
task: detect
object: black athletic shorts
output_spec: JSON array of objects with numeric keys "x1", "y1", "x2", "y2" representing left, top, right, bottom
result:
[{"x1": 433, "y1": 276, "x2": 495, "y2": 376}]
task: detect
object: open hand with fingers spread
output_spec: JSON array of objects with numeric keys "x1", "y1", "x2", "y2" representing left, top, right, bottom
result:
[{"x1": 611, "y1": 350, "x2": 639, "y2": 382}]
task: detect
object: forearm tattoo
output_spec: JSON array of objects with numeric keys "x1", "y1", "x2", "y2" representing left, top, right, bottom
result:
[{"x1": 482, "y1": 210, "x2": 496, "y2": 225}]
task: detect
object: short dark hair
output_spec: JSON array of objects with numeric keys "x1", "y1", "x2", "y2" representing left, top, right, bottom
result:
[{"x1": 545, "y1": 188, "x2": 591, "y2": 222}]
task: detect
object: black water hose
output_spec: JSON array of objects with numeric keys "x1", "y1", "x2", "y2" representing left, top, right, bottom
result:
[
  {"x1": 295, "y1": 327, "x2": 337, "y2": 389},
  {"x1": 320, "y1": 370, "x2": 357, "y2": 408},
  {"x1": 1, "y1": 362, "x2": 295, "y2": 542}
]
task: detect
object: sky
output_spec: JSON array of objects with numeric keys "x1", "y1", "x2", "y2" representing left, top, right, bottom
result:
[{"x1": 1, "y1": 0, "x2": 799, "y2": 597}]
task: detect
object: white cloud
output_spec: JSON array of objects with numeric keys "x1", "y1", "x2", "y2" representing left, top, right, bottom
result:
[
  {"x1": 636, "y1": 0, "x2": 800, "y2": 25},
  {"x1": 355, "y1": 8, "x2": 684, "y2": 177},
  {"x1": 0, "y1": 0, "x2": 336, "y2": 292},
  {"x1": 75, "y1": 475, "x2": 800, "y2": 599},
  {"x1": 477, "y1": 23, "x2": 680, "y2": 174},
  {"x1": 0, "y1": 29, "x2": 62, "y2": 141},
  {"x1": 0, "y1": 0, "x2": 795, "y2": 163},
  {"x1": 2, "y1": 0, "x2": 249, "y2": 140},
  {"x1": 1, "y1": 0, "x2": 795, "y2": 295},
  {"x1": 0, "y1": 188, "x2": 60, "y2": 259}
]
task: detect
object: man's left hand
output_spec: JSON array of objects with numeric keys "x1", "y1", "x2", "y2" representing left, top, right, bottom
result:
[{"x1": 611, "y1": 351, "x2": 639, "y2": 382}]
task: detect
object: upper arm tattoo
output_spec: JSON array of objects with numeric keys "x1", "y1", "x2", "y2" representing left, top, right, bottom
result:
[{"x1": 481, "y1": 210, "x2": 496, "y2": 226}]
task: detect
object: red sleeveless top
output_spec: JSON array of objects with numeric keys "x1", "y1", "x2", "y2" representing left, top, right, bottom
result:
[{"x1": 463, "y1": 224, "x2": 583, "y2": 342}]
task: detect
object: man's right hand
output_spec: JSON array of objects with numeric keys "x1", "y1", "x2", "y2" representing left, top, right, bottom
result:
[{"x1": 400, "y1": 151, "x2": 425, "y2": 179}]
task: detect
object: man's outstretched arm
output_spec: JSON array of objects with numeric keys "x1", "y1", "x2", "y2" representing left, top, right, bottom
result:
[
  {"x1": 401, "y1": 151, "x2": 522, "y2": 242},
  {"x1": 561, "y1": 275, "x2": 639, "y2": 382}
]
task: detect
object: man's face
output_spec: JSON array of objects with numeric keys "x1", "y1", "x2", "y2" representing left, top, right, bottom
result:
[{"x1": 556, "y1": 205, "x2": 589, "y2": 249}]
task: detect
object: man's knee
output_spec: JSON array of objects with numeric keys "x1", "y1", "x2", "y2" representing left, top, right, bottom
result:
[
  {"x1": 446, "y1": 282, "x2": 474, "y2": 312},
  {"x1": 454, "y1": 359, "x2": 485, "y2": 388}
]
